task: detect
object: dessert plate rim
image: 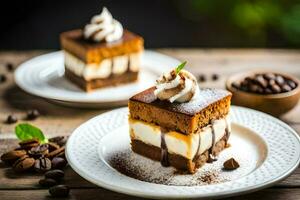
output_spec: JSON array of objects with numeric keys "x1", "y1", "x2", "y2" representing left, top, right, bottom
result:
[
  {"x1": 14, "y1": 50, "x2": 180, "y2": 107},
  {"x1": 65, "y1": 106, "x2": 300, "y2": 199}
]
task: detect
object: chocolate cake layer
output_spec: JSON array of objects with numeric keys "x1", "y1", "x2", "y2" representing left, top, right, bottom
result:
[
  {"x1": 129, "y1": 87, "x2": 231, "y2": 135},
  {"x1": 60, "y1": 29, "x2": 144, "y2": 63},
  {"x1": 131, "y1": 135, "x2": 227, "y2": 174},
  {"x1": 65, "y1": 68, "x2": 138, "y2": 92}
]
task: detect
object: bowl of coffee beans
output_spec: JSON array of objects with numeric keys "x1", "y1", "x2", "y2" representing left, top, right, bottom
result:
[{"x1": 226, "y1": 71, "x2": 300, "y2": 116}]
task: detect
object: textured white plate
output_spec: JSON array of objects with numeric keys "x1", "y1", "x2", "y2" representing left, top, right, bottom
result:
[
  {"x1": 66, "y1": 106, "x2": 300, "y2": 199},
  {"x1": 15, "y1": 50, "x2": 179, "y2": 107}
]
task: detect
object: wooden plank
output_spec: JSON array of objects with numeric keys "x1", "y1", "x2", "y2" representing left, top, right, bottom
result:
[
  {"x1": 0, "y1": 188, "x2": 300, "y2": 200},
  {"x1": 0, "y1": 188, "x2": 140, "y2": 200}
]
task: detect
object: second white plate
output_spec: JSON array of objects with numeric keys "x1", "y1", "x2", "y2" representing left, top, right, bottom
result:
[{"x1": 15, "y1": 50, "x2": 180, "y2": 108}]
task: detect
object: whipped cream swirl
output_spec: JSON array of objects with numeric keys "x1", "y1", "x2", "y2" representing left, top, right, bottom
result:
[
  {"x1": 84, "y1": 7, "x2": 123, "y2": 42},
  {"x1": 154, "y1": 69, "x2": 199, "y2": 103}
]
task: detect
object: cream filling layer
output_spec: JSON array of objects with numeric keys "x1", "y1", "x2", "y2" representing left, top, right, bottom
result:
[
  {"x1": 64, "y1": 51, "x2": 142, "y2": 81},
  {"x1": 129, "y1": 116, "x2": 230, "y2": 160}
]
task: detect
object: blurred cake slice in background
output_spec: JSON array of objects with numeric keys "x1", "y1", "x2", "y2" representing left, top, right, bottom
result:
[{"x1": 60, "y1": 7, "x2": 144, "y2": 92}]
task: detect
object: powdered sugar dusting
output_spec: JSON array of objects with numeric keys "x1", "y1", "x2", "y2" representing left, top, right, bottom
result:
[
  {"x1": 107, "y1": 141, "x2": 257, "y2": 186},
  {"x1": 130, "y1": 87, "x2": 231, "y2": 115}
]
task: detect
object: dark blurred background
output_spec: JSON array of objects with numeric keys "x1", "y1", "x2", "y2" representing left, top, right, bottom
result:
[{"x1": 1, "y1": 0, "x2": 300, "y2": 50}]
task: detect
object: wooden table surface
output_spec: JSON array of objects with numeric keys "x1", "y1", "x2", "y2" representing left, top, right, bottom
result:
[{"x1": 0, "y1": 49, "x2": 300, "y2": 199}]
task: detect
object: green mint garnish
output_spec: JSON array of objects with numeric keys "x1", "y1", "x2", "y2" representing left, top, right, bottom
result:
[
  {"x1": 175, "y1": 61, "x2": 187, "y2": 74},
  {"x1": 15, "y1": 123, "x2": 48, "y2": 144}
]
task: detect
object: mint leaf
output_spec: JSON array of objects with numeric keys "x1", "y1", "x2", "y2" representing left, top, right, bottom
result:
[
  {"x1": 15, "y1": 123, "x2": 48, "y2": 143},
  {"x1": 175, "y1": 61, "x2": 187, "y2": 74}
]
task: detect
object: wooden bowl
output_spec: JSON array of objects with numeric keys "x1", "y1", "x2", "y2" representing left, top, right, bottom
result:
[{"x1": 226, "y1": 71, "x2": 300, "y2": 116}]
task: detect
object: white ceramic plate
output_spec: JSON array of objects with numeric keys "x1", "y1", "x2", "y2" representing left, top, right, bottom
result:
[
  {"x1": 66, "y1": 106, "x2": 300, "y2": 199},
  {"x1": 15, "y1": 50, "x2": 180, "y2": 108}
]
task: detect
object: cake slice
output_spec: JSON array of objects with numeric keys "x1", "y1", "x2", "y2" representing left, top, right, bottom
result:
[
  {"x1": 128, "y1": 63, "x2": 232, "y2": 173},
  {"x1": 60, "y1": 7, "x2": 144, "y2": 92}
]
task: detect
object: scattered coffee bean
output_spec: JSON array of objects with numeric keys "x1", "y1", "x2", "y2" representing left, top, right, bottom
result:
[
  {"x1": 46, "y1": 147, "x2": 65, "y2": 159},
  {"x1": 26, "y1": 109, "x2": 40, "y2": 120},
  {"x1": 231, "y1": 73, "x2": 297, "y2": 95},
  {"x1": 47, "y1": 142, "x2": 60, "y2": 152},
  {"x1": 0, "y1": 74, "x2": 6, "y2": 83},
  {"x1": 45, "y1": 169, "x2": 65, "y2": 180},
  {"x1": 223, "y1": 158, "x2": 240, "y2": 170},
  {"x1": 6, "y1": 63, "x2": 14, "y2": 71},
  {"x1": 12, "y1": 155, "x2": 35, "y2": 172},
  {"x1": 1, "y1": 150, "x2": 27, "y2": 164},
  {"x1": 198, "y1": 74, "x2": 206, "y2": 82},
  {"x1": 34, "y1": 157, "x2": 52, "y2": 173},
  {"x1": 49, "y1": 185, "x2": 70, "y2": 197},
  {"x1": 19, "y1": 139, "x2": 40, "y2": 150},
  {"x1": 52, "y1": 157, "x2": 67, "y2": 169},
  {"x1": 5, "y1": 115, "x2": 18, "y2": 124},
  {"x1": 29, "y1": 144, "x2": 49, "y2": 158},
  {"x1": 49, "y1": 136, "x2": 68, "y2": 147},
  {"x1": 39, "y1": 178, "x2": 58, "y2": 187},
  {"x1": 212, "y1": 74, "x2": 219, "y2": 81}
]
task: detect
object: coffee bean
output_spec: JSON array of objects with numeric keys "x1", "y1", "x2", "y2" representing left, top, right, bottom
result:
[
  {"x1": 49, "y1": 185, "x2": 69, "y2": 197},
  {"x1": 39, "y1": 178, "x2": 58, "y2": 187},
  {"x1": 263, "y1": 73, "x2": 276, "y2": 80},
  {"x1": 46, "y1": 147, "x2": 65, "y2": 159},
  {"x1": 198, "y1": 74, "x2": 206, "y2": 82},
  {"x1": 255, "y1": 75, "x2": 268, "y2": 88},
  {"x1": 26, "y1": 109, "x2": 40, "y2": 120},
  {"x1": 268, "y1": 79, "x2": 276, "y2": 86},
  {"x1": 12, "y1": 155, "x2": 35, "y2": 172},
  {"x1": 1, "y1": 150, "x2": 27, "y2": 164},
  {"x1": 211, "y1": 74, "x2": 219, "y2": 81},
  {"x1": 47, "y1": 142, "x2": 60, "y2": 152},
  {"x1": 6, "y1": 63, "x2": 14, "y2": 71},
  {"x1": 19, "y1": 139, "x2": 40, "y2": 150},
  {"x1": 49, "y1": 136, "x2": 68, "y2": 147},
  {"x1": 287, "y1": 80, "x2": 297, "y2": 89},
  {"x1": 34, "y1": 157, "x2": 51, "y2": 173},
  {"x1": 223, "y1": 158, "x2": 239, "y2": 170},
  {"x1": 29, "y1": 144, "x2": 49, "y2": 158},
  {"x1": 249, "y1": 84, "x2": 259, "y2": 93},
  {"x1": 0, "y1": 74, "x2": 6, "y2": 83},
  {"x1": 45, "y1": 169, "x2": 65, "y2": 180},
  {"x1": 271, "y1": 84, "x2": 281, "y2": 93},
  {"x1": 257, "y1": 86, "x2": 264, "y2": 94},
  {"x1": 52, "y1": 157, "x2": 67, "y2": 169},
  {"x1": 282, "y1": 84, "x2": 292, "y2": 92},
  {"x1": 5, "y1": 115, "x2": 17, "y2": 124},
  {"x1": 264, "y1": 88, "x2": 273, "y2": 94},
  {"x1": 275, "y1": 75, "x2": 285, "y2": 86},
  {"x1": 242, "y1": 78, "x2": 253, "y2": 87}
]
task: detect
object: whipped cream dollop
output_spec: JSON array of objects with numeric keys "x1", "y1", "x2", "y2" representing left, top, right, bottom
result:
[
  {"x1": 84, "y1": 7, "x2": 123, "y2": 42},
  {"x1": 154, "y1": 69, "x2": 199, "y2": 103}
]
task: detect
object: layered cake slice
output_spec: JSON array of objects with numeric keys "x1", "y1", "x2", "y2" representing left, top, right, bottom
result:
[
  {"x1": 60, "y1": 7, "x2": 144, "y2": 92},
  {"x1": 128, "y1": 62, "x2": 232, "y2": 173}
]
